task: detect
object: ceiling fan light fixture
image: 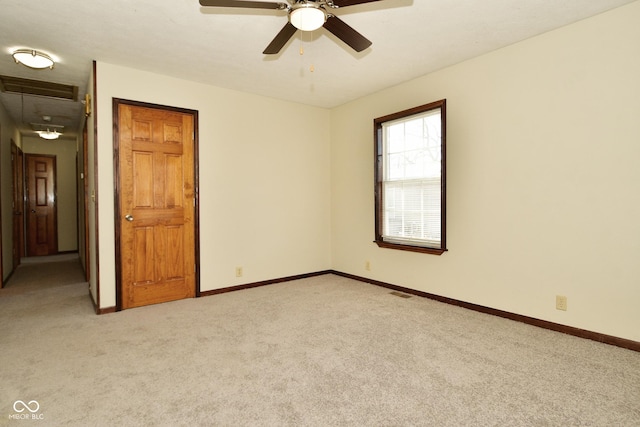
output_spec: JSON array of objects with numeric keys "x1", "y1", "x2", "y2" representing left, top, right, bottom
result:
[
  {"x1": 290, "y1": 6, "x2": 326, "y2": 31},
  {"x1": 12, "y1": 49, "x2": 55, "y2": 70}
]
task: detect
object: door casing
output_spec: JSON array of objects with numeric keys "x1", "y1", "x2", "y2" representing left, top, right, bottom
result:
[{"x1": 11, "y1": 142, "x2": 25, "y2": 268}]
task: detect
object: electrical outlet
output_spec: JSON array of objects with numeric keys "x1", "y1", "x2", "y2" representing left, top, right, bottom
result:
[
  {"x1": 365, "y1": 260, "x2": 371, "y2": 271},
  {"x1": 556, "y1": 295, "x2": 567, "y2": 311},
  {"x1": 235, "y1": 267, "x2": 243, "y2": 277}
]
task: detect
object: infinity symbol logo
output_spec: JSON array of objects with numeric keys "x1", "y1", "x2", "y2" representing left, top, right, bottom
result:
[{"x1": 13, "y1": 400, "x2": 40, "y2": 413}]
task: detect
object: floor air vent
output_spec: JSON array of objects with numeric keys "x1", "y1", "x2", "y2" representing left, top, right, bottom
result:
[{"x1": 389, "y1": 291, "x2": 411, "y2": 299}]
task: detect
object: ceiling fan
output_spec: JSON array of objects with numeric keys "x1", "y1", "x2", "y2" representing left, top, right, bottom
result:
[{"x1": 199, "y1": 0, "x2": 382, "y2": 54}]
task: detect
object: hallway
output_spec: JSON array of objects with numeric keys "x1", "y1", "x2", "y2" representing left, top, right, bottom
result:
[{"x1": 1, "y1": 254, "x2": 86, "y2": 296}]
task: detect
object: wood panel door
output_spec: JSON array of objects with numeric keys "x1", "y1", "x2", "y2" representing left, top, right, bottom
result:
[
  {"x1": 116, "y1": 101, "x2": 196, "y2": 309},
  {"x1": 26, "y1": 154, "x2": 57, "y2": 257}
]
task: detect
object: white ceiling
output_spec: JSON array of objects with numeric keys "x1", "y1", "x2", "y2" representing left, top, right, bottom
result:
[{"x1": 0, "y1": 0, "x2": 636, "y2": 139}]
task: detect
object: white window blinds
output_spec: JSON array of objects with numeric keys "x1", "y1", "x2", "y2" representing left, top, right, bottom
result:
[{"x1": 381, "y1": 108, "x2": 443, "y2": 248}]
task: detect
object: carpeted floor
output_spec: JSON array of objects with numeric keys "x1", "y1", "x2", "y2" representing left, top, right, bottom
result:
[
  {"x1": 1, "y1": 254, "x2": 86, "y2": 296},
  {"x1": 1, "y1": 267, "x2": 639, "y2": 426}
]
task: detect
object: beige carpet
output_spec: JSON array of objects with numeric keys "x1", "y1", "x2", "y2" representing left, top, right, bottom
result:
[
  {"x1": 1, "y1": 270, "x2": 639, "y2": 426},
  {"x1": 1, "y1": 255, "x2": 86, "y2": 296}
]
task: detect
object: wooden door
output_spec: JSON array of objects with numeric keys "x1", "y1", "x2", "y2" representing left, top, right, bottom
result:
[
  {"x1": 11, "y1": 142, "x2": 25, "y2": 267},
  {"x1": 116, "y1": 101, "x2": 196, "y2": 309},
  {"x1": 26, "y1": 154, "x2": 57, "y2": 257}
]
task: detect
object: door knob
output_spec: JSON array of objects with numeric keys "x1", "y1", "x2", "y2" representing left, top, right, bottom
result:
[{"x1": 125, "y1": 214, "x2": 134, "y2": 222}]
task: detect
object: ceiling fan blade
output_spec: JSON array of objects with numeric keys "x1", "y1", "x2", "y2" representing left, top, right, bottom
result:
[
  {"x1": 330, "y1": 0, "x2": 383, "y2": 6},
  {"x1": 323, "y1": 15, "x2": 372, "y2": 52},
  {"x1": 263, "y1": 22, "x2": 298, "y2": 54},
  {"x1": 199, "y1": 0, "x2": 286, "y2": 10}
]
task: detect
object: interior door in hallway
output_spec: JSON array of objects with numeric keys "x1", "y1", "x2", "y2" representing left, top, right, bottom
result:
[
  {"x1": 25, "y1": 154, "x2": 57, "y2": 257},
  {"x1": 116, "y1": 101, "x2": 197, "y2": 309}
]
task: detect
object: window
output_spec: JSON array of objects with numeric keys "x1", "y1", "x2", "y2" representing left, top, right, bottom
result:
[{"x1": 374, "y1": 99, "x2": 446, "y2": 255}]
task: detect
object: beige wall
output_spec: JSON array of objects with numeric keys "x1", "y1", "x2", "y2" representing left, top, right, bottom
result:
[
  {"x1": 331, "y1": 2, "x2": 640, "y2": 342},
  {"x1": 22, "y1": 137, "x2": 78, "y2": 253},
  {"x1": 86, "y1": 69, "x2": 97, "y2": 305},
  {"x1": 0, "y1": 102, "x2": 20, "y2": 281},
  {"x1": 95, "y1": 63, "x2": 332, "y2": 308}
]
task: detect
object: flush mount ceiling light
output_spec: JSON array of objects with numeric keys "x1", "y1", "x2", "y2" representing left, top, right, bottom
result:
[
  {"x1": 12, "y1": 49, "x2": 55, "y2": 70},
  {"x1": 31, "y1": 123, "x2": 64, "y2": 140},
  {"x1": 36, "y1": 129, "x2": 62, "y2": 140},
  {"x1": 290, "y1": 4, "x2": 327, "y2": 31}
]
